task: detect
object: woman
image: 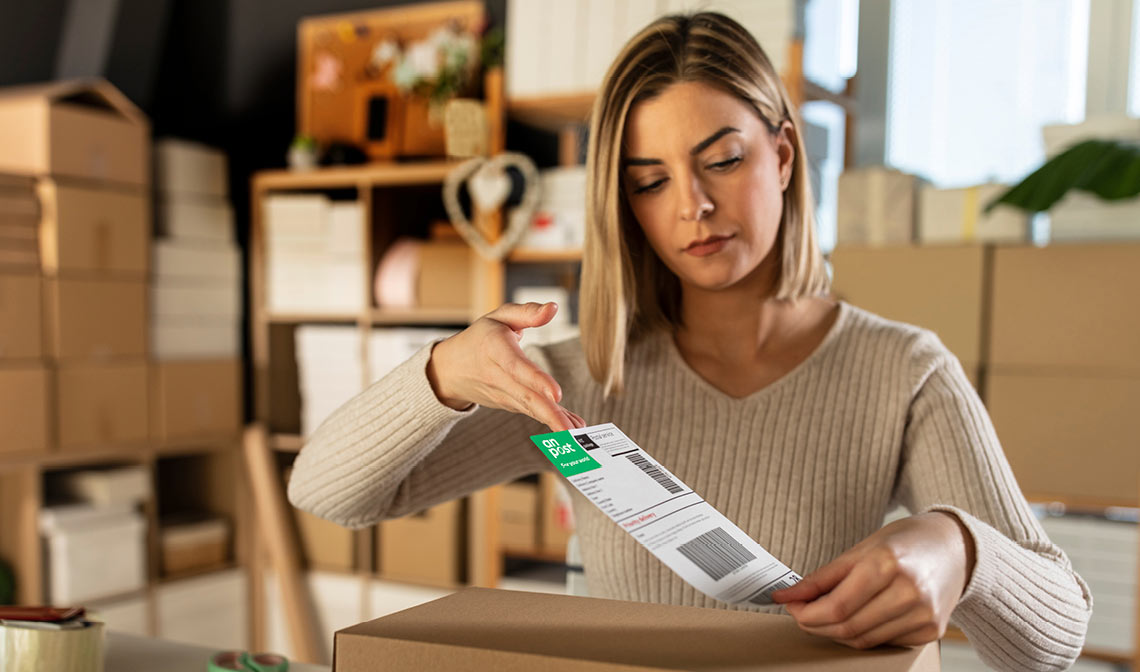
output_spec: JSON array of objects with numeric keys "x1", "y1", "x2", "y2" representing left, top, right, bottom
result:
[{"x1": 290, "y1": 12, "x2": 1091, "y2": 671}]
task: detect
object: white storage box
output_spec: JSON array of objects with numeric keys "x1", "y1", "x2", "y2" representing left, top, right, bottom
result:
[
  {"x1": 151, "y1": 320, "x2": 240, "y2": 359},
  {"x1": 836, "y1": 167, "x2": 921, "y2": 246},
  {"x1": 39, "y1": 505, "x2": 146, "y2": 603},
  {"x1": 56, "y1": 466, "x2": 151, "y2": 507},
  {"x1": 155, "y1": 138, "x2": 229, "y2": 198},
  {"x1": 90, "y1": 594, "x2": 148, "y2": 636},
  {"x1": 156, "y1": 195, "x2": 234, "y2": 242},
  {"x1": 153, "y1": 240, "x2": 240, "y2": 285},
  {"x1": 157, "y1": 568, "x2": 248, "y2": 650},
  {"x1": 918, "y1": 183, "x2": 1028, "y2": 244},
  {"x1": 151, "y1": 283, "x2": 240, "y2": 320},
  {"x1": 264, "y1": 571, "x2": 364, "y2": 664}
]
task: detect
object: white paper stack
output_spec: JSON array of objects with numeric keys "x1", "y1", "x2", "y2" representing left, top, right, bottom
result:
[
  {"x1": 523, "y1": 167, "x2": 587, "y2": 249},
  {"x1": 265, "y1": 195, "x2": 365, "y2": 314},
  {"x1": 507, "y1": 0, "x2": 795, "y2": 98},
  {"x1": 39, "y1": 503, "x2": 147, "y2": 603},
  {"x1": 1040, "y1": 514, "x2": 1137, "y2": 654},
  {"x1": 918, "y1": 183, "x2": 1029, "y2": 244},
  {"x1": 368, "y1": 328, "x2": 458, "y2": 383},
  {"x1": 836, "y1": 167, "x2": 922, "y2": 246},
  {"x1": 296, "y1": 325, "x2": 365, "y2": 436},
  {"x1": 152, "y1": 139, "x2": 242, "y2": 359},
  {"x1": 1041, "y1": 116, "x2": 1140, "y2": 242}
]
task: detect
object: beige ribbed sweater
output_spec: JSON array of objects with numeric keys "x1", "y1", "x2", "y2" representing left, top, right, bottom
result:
[{"x1": 289, "y1": 302, "x2": 1091, "y2": 671}]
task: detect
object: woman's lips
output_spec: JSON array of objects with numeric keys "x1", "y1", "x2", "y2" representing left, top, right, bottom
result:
[{"x1": 684, "y1": 234, "x2": 734, "y2": 257}]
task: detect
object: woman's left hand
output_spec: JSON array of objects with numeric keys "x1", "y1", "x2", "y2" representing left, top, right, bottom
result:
[{"x1": 770, "y1": 511, "x2": 976, "y2": 649}]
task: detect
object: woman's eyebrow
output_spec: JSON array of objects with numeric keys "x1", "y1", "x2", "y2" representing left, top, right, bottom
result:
[{"x1": 623, "y1": 126, "x2": 741, "y2": 168}]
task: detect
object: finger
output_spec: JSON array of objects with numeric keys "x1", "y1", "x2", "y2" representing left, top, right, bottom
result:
[
  {"x1": 771, "y1": 553, "x2": 858, "y2": 604},
  {"x1": 500, "y1": 375, "x2": 571, "y2": 432},
  {"x1": 489, "y1": 331, "x2": 563, "y2": 403},
  {"x1": 488, "y1": 302, "x2": 558, "y2": 334},
  {"x1": 835, "y1": 611, "x2": 934, "y2": 651},
  {"x1": 788, "y1": 556, "x2": 896, "y2": 628},
  {"x1": 565, "y1": 409, "x2": 586, "y2": 429},
  {"x1": 794, "y1": 576, "x2": 914, "y2": 642}
]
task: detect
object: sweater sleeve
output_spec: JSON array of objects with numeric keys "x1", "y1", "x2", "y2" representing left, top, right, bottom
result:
[
  {"x1": 894, "y1": 336, "x2": 1093, "y2": 672},
  {"x1": 287, "y1": 340, "x2": 552, "y2": 529}
]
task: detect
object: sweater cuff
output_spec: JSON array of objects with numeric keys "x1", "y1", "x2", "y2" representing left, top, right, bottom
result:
[
  {"x1": 922, "y1": 504, "x2": 997, "y2": 608},
  {"x1": 400, "y1": 338, "x2": 480, "y2": 422}
]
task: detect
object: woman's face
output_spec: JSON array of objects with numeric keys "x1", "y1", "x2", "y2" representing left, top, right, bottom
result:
[{"x1": 622, "y1": 81, "x2": 795, "y2": 293}]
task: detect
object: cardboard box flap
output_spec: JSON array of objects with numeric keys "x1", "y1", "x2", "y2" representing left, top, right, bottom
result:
[
  {"x1": 0, "y1": 78, "x2": 145, "y2": 125},
  {"x1": 335, "y1": 588, "x2": 938, "y2": 671}
]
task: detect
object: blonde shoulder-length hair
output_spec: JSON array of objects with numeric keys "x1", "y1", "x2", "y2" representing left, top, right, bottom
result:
[{"x1": 579, "y1": 11, "x2": 830, "y2": 396}]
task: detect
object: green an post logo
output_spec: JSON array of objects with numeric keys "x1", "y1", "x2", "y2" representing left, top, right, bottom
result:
[{"x1": 531, "y1": 431, "x2": 601, "y2": 477}]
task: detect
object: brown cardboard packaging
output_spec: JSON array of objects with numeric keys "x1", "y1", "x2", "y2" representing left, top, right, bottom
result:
[
  {"x1": 284, "y1": 466, "x2": 357, "y2": 571},
  {"x1": 38, "y1": 179, "x2": 149, "y2": 275},
  {"x1": 988, "y1": 371, "x2": 1140, "y2": 504},
  {"x1": 0, "y1": 273, "x2": 41, "y2": 359},
  {"x1": 0, "y1": 79, "x2": 149, "y2": 187},
  {"x1": 56, "y1": 361, "x2": 148, "y2": 451},
  {"x1": 990, "y1": 243, "x2": 1140, "y2": 373},
  {"x1": 539, "y1": 471, "x2": 574, "y2": 554},
  {"x1": 377, "y1": 499, "x2": 462, "y2": 587},
  {"x1": 499, "y1": 481, "x2": 538, "y2": 551},
  {"x1": 830, "y1": 245, "x2": 988, "y2": 372},
  {"x1": 333, "y1": 588, "x2": 940, "y2": 672},
  {"x1": 418, "y1": 242, "x2": 472, "y2": 310},
  {"x1": 0, "y1": 366, "x2": 50, "y2": 454},
  {"x1": 44, "y1": 277, "x2": 147, "y2": 359},
  {"x1": 160, "y1": 517, "x2": 230, "y2": 575},
  {"x1": 150, "y1": 359, "x2": 241, "y2": 442}
]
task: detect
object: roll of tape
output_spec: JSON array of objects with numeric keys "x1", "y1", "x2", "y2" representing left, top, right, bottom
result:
[
  {"x1": 0, "y1": 619, "x2": 104, "y2": 672},
  {"x1": 208, "y1": 650, "x2": 289, "y2": 672}
]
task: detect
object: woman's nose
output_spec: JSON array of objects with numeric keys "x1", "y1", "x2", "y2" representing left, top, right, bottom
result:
[{"x1": 678, "y1": 175, "x2": 714, "y2": 222}]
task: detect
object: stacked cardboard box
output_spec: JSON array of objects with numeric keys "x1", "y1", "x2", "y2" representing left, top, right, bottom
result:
[
  {"x1": 377, "y1": 499, "x2": 464, "y2": 587},
  {"x1": 0, "y1": 80, "x2": 152, "y2": 453},
  {"x1": 836, "y1": 167, "x2": 923, "y2": 246},
  {"x1": 918, "y1": 183, "x2": 1029, "y2": 245},
  {"x1": 150, "y1": 139, "x2": 242, "y2": 442},
  {"x1": 265, "y1": 194, "x2": 364, "y2": 314},
  {"x1": 987, "y1": 243, "x2": 1140, "y2": 505},
  {"x1": 0, "y1": 175, "x2": 48, "y2": 456},
  {"x1": 829, "y1": 245, "x2": 988, "y2": 391}
]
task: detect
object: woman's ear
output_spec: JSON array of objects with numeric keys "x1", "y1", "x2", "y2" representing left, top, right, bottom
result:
[{"x1": 775, "y1": 120, "x2": 796, "y2": 191}]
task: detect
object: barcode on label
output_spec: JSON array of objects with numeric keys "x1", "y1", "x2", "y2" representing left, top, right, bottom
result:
[
  {"x1": 676, "y1": 527, "x2": 756, "y2": 581},
  {"x1": 624, "y1": 452, "x2": 683, "y2": 494},
  {"x1": 749, "y1": 577, "x2": 799, "y2": 605}
]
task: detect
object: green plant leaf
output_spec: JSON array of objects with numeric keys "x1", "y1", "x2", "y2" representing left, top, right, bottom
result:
[{"x1": 984, "y1": 139, "x2": 1140, "y2": 214}]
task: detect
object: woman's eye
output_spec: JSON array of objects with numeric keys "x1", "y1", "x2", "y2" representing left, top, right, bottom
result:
[
  {"x1": 634, "y1": 178, "x2": 667, "y2": 194},
  {"x1": 707, "y1": 156, "x2": 742, "y2": 171}
]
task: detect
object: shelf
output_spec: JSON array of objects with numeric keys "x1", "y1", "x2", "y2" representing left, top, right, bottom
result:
[
  {"x1": 507, "y1": 248, "x2": 582, "y2": 263},
  {"x1": 507, "y1": 93, "x2": 595, "y2": 132},
  {"x1": 370, "y1": 307, "x2": 472, "y2": 325},
  {"x1": 270, "y1": 434, "x2": 305, "y2": 453},
  {"x1": 252, "y1": 160, "x2": 462, "y2": 191},
  {"x1": 265, "y1": 312, "x2": 361, "y2": 324},
  {"x1": 158, "y1": 562, "x2": 239, "y2": 586}
]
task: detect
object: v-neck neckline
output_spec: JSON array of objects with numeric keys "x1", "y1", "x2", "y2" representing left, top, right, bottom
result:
[{"x1": 658, "y1": 301, "x2": 849, "y2": 403}]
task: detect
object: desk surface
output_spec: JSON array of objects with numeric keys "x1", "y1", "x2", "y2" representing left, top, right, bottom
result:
[{"x1": 106, "y1": 632, "x2": 331, "y2": 672}]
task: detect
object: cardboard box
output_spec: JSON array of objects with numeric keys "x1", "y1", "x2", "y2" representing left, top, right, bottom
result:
[
  {"x1": 150, "y1": 359, "x2": 241, "y2": 442},
  {"x1": 990, "y1": 243, "x2": 1140, "y2": 372},
  {"x1": 0, "y1": 273, "x2": 41, "y2": 359},
  {"x1": 378, "y1": 499, "x2": 462, "y2": 587},
  {"x1": 988, "y1": 371, "x2": 1140, "y2": 504},
  {"x1": 151, "y1": 320, "x2": 240, "y2": 360},
  {"x1": 153, "y1": 239, "x2": 241, "y2": 284},
  {"x1": 44, "y1": 277, "x2": 147, "y2": 359},
  {"x1": 539, "y1": 472, "x2": 574, "y2": 554},
  {"x1": 418, "y1": 242, "x2": 473, "y2": 310},
  {"x1": 499, "y1": 481, "x2": 538, "y2": 551},
  {"x1": 296, "y1": 507, "x2": 357, "y2": 572},
  {"x1": 0, "y1": 79, "x2": 149, "y2": 187},
  {"x1": 836, "y1": 168, "x2": 920, "y2": 246},
  {"x1": 918, "y1": 183, "x2": 1028, "y2": 244},
  {"x1": 160, "y1": 517, "x2": 231, "y2": 575},
  {"x1": 56, "y1": 361, "x2": 148, "y2": 451},
  {"x1": 333, "y1": 588, "x2": 940, "y2": 671},
  {"x1": 0, "y1": 365, "x2": 50, "y2": 454},
  {"x1": 154, "y1": 139, "x2": 228, "y2": 198},
  {"x1": 37, "y1": 179, "x2": 149, "y2": 275},
  {"x1": 829, "y1": 245, "x2": 988, "y2": 368}
]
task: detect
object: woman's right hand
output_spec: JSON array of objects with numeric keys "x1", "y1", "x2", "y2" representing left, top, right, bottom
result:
[{"x1": 426, "y1": 302, "x2": 586, "y2": 432}]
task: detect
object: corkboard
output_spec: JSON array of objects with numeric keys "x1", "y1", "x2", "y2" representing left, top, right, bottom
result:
[{"x1": 297, "y1": 0, "x2": 485, "y2": 147}]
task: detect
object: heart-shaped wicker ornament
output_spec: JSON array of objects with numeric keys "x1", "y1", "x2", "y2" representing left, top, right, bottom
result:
[{"x1": 442, "y1": 152, "x2": 539, "y2": 261}]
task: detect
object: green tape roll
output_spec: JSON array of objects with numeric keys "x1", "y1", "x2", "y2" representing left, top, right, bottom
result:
[{"x1": 209, "y1": 650, "x2": 289, "y2": 672}]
